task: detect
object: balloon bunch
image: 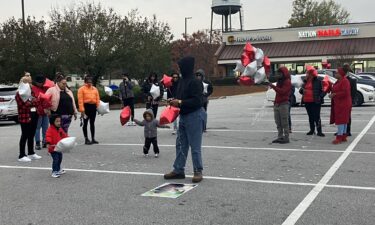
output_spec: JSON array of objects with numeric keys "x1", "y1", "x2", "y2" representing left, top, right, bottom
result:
[{"x1": 234, "y1": 42, "x2": 271, "y2": 86}]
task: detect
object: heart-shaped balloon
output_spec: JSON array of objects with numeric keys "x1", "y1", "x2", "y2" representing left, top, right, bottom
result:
[{"x1": 238, "y1": 76, "x2": 254, "y2": 86}]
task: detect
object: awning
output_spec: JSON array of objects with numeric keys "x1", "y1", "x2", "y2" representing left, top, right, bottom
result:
[{"x1": 217, "y1": 37, "x2": 375, "y2": 62}]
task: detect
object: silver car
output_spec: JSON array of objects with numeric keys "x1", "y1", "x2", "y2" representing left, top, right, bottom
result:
[{"x1": 0, "y1": 85, "x2": 18, "y2": 123}]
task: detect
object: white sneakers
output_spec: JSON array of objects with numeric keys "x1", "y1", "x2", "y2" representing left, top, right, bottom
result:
[
  {"x1": 28, "y1": 154, "x2": 42, "y2": 160},
  {"x1": 18, "y1": 156, "x2": 31, "y2": 162},
  {"x1": 18, "y1": 154, "x2": 42, "y2": 162},
  {"x1": 126, "y1": 121, "x2": 136, "y2": 126},
  {"x1": 155, "y1": 154, "x2": 159, "y2": 158}
]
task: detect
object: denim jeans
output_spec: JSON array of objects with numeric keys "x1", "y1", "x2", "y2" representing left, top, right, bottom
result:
[
  {"x1": 51, "y1": 151, "x2": 63, "y2": 172},
  {"x1": 173, "y1": 117, "x2": 179, "y2": 130},
  {"x1": 173, "y1": 108, "x2": 206, "y2": 174},
  {"x1": 337, "y1": 124, "x2": 348, "y2": 135},
  {"x1": 35, "y1": 115, "x2": 49, "y2": 144}
]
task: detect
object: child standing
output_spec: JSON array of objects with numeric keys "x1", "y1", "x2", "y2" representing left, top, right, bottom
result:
[
  {"x1": 134, "y1": 109, "x2": 169, "y2": 158},
  {"x1": 46, "y1": 114, "x2": 68, "y2": 178}
]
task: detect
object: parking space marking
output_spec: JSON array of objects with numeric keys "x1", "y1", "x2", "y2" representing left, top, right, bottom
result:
[
  {"x1": 282, "y1": 115, "x2": 375, "y2": 225},
  {"x1": 1, "y1": 165, "x2": 375, "y2": 191},
  {"x1": 98, "y1": 143, "x2": 345, "y2": 154}
]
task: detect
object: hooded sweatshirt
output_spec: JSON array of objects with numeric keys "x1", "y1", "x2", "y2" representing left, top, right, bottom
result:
[
  {"x1": 270, "y1": 67, "x2": 292, "y2": 105},
  {"x1": 176, "y1": 57, "x2": 203, "y2": 115},
  {"x1": 196, "y1": 69, "x2": 214, "y2": 104},
  {"x1": 134, "y1": 109, "x2": 167, "y2": 138}
]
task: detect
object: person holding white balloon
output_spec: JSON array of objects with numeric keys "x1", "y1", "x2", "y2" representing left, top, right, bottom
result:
[
  {"x1": 46, "y1": 114, "x2": 68, "y2": 178},
  {"x1": 142, "y1": 72, "x2": 164, "y2": 117}
]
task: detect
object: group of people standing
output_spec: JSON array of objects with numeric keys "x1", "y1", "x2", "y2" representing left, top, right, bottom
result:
[
  {"x1": 16, "y1": 73, "x2": 100, "y2": 163},
  {"x1": 269, "y1": 64, "x2": 356, "y2": 145}
]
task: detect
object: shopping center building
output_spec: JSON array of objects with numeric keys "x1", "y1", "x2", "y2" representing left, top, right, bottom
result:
[{"x1": 214, "y1": 22, "x2": 375, "y2": 78}]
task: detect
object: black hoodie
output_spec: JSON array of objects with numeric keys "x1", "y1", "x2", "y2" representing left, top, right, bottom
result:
[
  {"x1": 196, "y1": 69, "x2": 213, "y2": 103},
  {"x1": 176, "y1": 56, "x2": 203, "y2": 115}
]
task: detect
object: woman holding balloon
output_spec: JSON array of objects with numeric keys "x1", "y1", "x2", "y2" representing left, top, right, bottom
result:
[{"x1": 142, "y1": 72, "x2": 164, "y2": 117}]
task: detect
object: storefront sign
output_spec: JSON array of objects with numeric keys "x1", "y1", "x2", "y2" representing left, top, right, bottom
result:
[
  {"x1": 228, "y1": 35, "x2": 272, "y2": 43},
  {"x1": 298, "y1": 28, "x2": 359, "y2": 39}
]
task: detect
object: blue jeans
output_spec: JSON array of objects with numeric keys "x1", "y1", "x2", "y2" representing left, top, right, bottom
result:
[
  {"x1": 337, "y1": 124, "x2": 348, "y2": 135},
  {"x1": 173, "y1": 117, "x2": 179, "y2": 130},
  {"x1": 35, "y1": 115, "x2": 49, "y2": 144},
  {"x1": 51, "y1": 151, "x2": 63, "y2": 172},
  {"x1": 173, "y1": 108, "x2": 206, "y2": 174}
]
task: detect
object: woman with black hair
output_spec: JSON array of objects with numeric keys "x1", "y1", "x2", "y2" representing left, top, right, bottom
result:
[
  {"x1": 142, "y1": 72, "x2": 164, "y2": 117},
  {"x1": 77, "y1": 75, "x2": 100, "y2": 145},
  {"x1": 119, "y1": 71, "x2": 135, "y2": 126}
]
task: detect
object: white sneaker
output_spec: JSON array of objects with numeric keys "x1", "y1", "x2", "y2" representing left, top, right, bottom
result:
[
  {"x1": 18, "y1": 156, "x2": 31, "y2": 162},
  {"x1": 51, "y1": 172, "x2": 60, "y2": 178},
  {"x1": 172, "y1": 130, "x2": 177, "y2": 135},
  {"x1": 131, "y1": 121, "x2": 136, "y2": 126},
  {"x1": 143, "y1": 154, "x2": 149, "y2": 157},
  {"x1": 155, "y1": 154, "x2": 159, "y2": 158},
  {"x1": 29, "y1": 154, "x2": 42, "y2": 160},
  {"x1": 126, "y1": 122, "x2": 131, "y2": 126},
  {"x1": 57, "y1": 169, "x2": 66, "y2": 175}
]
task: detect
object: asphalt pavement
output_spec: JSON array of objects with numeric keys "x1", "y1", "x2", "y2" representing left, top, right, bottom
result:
[{"x1": 0, "y1": 92, "x2": 374, "y2": 225}]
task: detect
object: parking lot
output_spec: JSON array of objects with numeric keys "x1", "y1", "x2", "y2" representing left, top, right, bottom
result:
[{"x1": 0, "y1": 92, "x2": 374, "y2": 225}]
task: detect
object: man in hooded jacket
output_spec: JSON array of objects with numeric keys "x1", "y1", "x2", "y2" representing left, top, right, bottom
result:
[
  {"x1": 164, "y1": 56, "x2": 205, "y2": 183},
  {"x1": 196, "y1": 69, "x2": 213, "y2": 132},
  {"x1": 268, "y1": 67, "x2": 292, "y2": 144}
]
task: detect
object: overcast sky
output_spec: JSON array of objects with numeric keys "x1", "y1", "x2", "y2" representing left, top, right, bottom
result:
[{"x1": 0, "y1": 0, "x2": 374, "y2": 39}]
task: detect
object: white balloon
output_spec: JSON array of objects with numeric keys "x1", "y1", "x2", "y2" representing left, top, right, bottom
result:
[
  {"x1": 97, "y1": 101, "x2": 110, "y2": 115},
  {"x1": 255, "y1": 48, "x2": 264, "y2": 67},
  {"x1": 291, "y1": 75, "x2": 304, "y2": 88},
  {"x1": 104, "y1": 86, "x2": 113, "y2": 96},
  {"x1": 242, "y1": 61, "x2": 257, "y2": 77},
  {"x1": 150, "y1": 84, "x2": 161, "y2": 99},
  {"x1": 254, "y1": 67, "x2": 266, "y2": 84},
  {"x1": 18, "y1": 82, "x2": 31, "y2": 102},
  {"x1": 233, "y1": 60, "x2": 245, "y2": 73},
  {"x1": 203, "y1": 82, "x2": 209, "y2": 94},
  {"x1": 55, "y1": 137, "x2": 77, "y2": 152}
]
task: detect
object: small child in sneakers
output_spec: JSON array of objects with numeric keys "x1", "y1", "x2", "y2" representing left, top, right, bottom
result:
[
  {"x1": 134, "y1": 109, "x2": 169, "y2": 158},
  {"x1": 46, "y1": 114, "x2": 68, "y2": 178}
]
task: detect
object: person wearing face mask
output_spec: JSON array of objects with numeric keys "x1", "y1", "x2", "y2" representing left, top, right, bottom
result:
[
  {"x1": 119, "y1": 71, "x2": 135, "y2": 126},
  {"x1": 77, "y1": 75, "x2": 100, "y2": 145},
  {"x1": 268, "y1": 67, "x2": 292, "y2": 144},
  {"x1": 45, "y1": 73, "x2": 78, "y2": 134},
  {"x1": 299, "y1": 66, "x2": 326, "y2": 137}
]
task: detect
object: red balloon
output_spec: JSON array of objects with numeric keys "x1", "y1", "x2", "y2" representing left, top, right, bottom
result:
[
  {"x1": 322, "y1": 75, "x2": 332, "y2": 93},
  {"x1": 120, "y1": 106, "x2": 131, "y2": 126},
  {"x1": 38, "y1": 93, "x2": 52, "y2": 108},
  {"x1": 263, "y1": 56, "x2": 271, "y2": 66},
  {"x1": 241, "y1": 52, "x2": 251, "y2": 67},
  {"x1": 161, "y1": 74, "x2": 173, "y2": 88},
  {"x1": 159, "y1": 106, "x2": 180, "y2": 125},
  {"x1": 244, "y1": 42, "x2": 255, "y2": 55},
  {"x1": 238, "y1": 76, "x2": 254, "y2": 86},
  {"x1": 43, "y1": 79, "x2": 55, "y2": 89}
]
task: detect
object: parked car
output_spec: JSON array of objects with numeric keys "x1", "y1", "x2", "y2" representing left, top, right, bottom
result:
[
  {"x1": 321, "y1": 69, "x2": 375, "y2": 88},
  {"x1": 357, "y1": 73, "x2": 375, "y2": 80},
  {"x1": 266, "y1": 74, "x2": 375, "y2": 106},
  {"x1": 0, "y1": 85, "x2": 18, "y2": 123}
]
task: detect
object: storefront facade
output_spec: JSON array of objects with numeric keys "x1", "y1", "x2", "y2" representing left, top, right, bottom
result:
[{"x1": 214, "y1": 22, "x2": 375, "y2": 78}]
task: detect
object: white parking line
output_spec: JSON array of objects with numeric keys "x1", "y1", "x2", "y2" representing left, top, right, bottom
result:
[
  {"x1": 98, "y1": 143, "x2": 375, "y2": 154},
  {"x1": 1, "y1": 165, "x2": 375, "y2": 191},
  {"x1": 282, "y1": 115, "x2": 375, "y2": 225}
]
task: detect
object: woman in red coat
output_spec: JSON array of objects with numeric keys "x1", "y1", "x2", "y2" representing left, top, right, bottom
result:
[{"x1": 329, "y1": 68, "x2": 352, "y2": 144}]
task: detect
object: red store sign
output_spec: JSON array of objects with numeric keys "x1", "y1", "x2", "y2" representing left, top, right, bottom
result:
[{"x1": 298, "y1": 28, "x2": 359, "y2": 39}]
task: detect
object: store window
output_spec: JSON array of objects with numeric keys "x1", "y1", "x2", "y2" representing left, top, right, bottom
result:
[{"x1": 226, "y1": 65, "x2": 236, "y2": 77}]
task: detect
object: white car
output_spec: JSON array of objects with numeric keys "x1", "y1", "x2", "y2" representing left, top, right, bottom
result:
[
  {"x1": 266, "y1": 74, "x2": 375, "y2": 106},
  {"x1": 358, "y1": 74, "x2": 375, "y2": 81},
  {"x1": 0, "y1": 85, "x2": 18, "y2": 123}
]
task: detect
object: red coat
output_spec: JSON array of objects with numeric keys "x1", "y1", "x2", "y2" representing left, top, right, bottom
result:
[
  {"x1": 46, "y1": 125, "x2": 68, "y2": 153},
  {"x1": 330, "y1": 77, "x2": 352, "y2": 125},
  {"x1": 271, "y1": 67, "x2": 292, "y2": 104},
  {"x1": 31, "y1": 85, "x2": 48, "y2": 116}
]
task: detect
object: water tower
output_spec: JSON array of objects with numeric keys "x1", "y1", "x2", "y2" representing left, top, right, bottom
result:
[{"x1": 210, "y1": 0, "x2": 243, "y2": 38}]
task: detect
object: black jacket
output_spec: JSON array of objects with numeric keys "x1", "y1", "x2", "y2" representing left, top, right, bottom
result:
[
  {"x1": 196, "y1": 69, "x2": 213, "y2": 104},
  {"x1": 142, "y1": 80, "x2": 164, "y2": 103},
  {"x1": 176, "y1": 57, "x2": 203, "y2": 115},
  {"x1": 167, "y1": 79, "x2": 179, "y2": 99},
  {"x1": 347, "y1": 73, "x2": 357, "y2": 100},
  {"x1": 299, "y1": 76, "x2": 326, "y2": 104}
]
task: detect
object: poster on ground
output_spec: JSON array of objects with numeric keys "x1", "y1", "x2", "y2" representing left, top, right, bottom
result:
[{"x1": 142, "y1": 183, "x2": 198, "y2": 199}]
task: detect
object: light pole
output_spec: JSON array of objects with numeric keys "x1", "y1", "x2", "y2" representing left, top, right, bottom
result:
[
  {"x1": 184, "y1": 17, "x2": 192, "y2": 40},
  {"x1": 21, "y1": 0, "x2": 27, "y2": 69}
]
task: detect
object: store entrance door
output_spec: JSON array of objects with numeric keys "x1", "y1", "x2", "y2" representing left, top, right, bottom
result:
[
  {"x1": 296, "y1": 64, "x2": 305, "y2": 74},
  {"x1": 354, "y1": 63, "x2": 364, "y2": 73}
]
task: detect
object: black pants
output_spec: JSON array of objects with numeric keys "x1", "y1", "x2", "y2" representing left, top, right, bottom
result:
[
  {"x1": 19, "y1": 112, "x2": 38, "y2": 158},
  {"x1": 123, "y1": 98, "x2": 135, "y2": 121},
  {"x1": 83, "y1": 104, "x2": 97, "y2": 140},
  {"x1": 143, "y1": 137, "x2": 159, "y2": 154},
  {"x1": 347, "y1": 117, "x2": 352, "y2": 134},
  {"x1": 305, "y1": 102, "x2": 323, "y2": 133},
  {"x1": 146, "y1": 103, "x2": 159, "y2": 118}
]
